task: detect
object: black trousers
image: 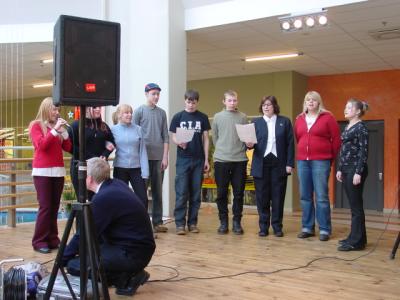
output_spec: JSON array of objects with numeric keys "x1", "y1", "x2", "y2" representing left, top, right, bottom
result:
[
  {"x1": 67, "y1": 243, "x2": 155, "y2": 289},
  {"x1": 253, "y1": 154, "x2": 288, "y2": 233},
  {"x1": 113, "y1": 167, "x2": 148, "y2": 210},
  {"x1": 214, "y1": 161, "x2": 247, "y2": 222},
  {"x1": 342, "y1": 167, "x2": 368, "y2": 247}
]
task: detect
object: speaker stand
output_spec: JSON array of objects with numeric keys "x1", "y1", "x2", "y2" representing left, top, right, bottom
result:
[
  {"x1": 43, "y1": 105, "x2": 110, "y2": 299},
  {"x1": 390, "y1": 231, "x2": 400, "y2": 259}
]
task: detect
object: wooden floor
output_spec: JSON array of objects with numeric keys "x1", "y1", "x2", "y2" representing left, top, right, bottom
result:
[{"x1": 1, "y1": 205, "x2": 400, "y2": 300}]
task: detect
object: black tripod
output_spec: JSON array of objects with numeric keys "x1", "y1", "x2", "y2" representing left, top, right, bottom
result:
[
  {"x1": 390, "y1": 232, "x2": 400, "y2": 259},
  {"x1": 44, "y1": 105, "x2": 110, "y2": 299}
]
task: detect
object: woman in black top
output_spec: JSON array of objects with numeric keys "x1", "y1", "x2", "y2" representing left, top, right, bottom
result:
[
  {"x1": 68, "y1": 106, "x2": 115, "y2": 200},
  {"x1": 336, "y1": 99, "x2": 369, "y2": 251}
]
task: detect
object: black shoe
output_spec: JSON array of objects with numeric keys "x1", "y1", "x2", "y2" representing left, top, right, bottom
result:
[
  {"x1": 274, "y1": 231, "x2": 284, "y2": 237},
  {"x1": 338, "y1": 239, "x2": 348, "y2": 245},
  {"x1": 34, "y1": 247, "x2": 51, "y2": 254},
  {"x1": 217, "y1": 222, "x2": 229, "y2": 234},
  {"x1": 297, "y1": 232, "x2": 315, "y2": 239},
  {"x1": 337, "y1": 243, "x2": 365, "y2": 251},
  {"x1": 115, "y1": 270, "x2": 150, "y2": 296},
  {"x1": 232, "y1": 221, "x2": 244, "y2": 235},
  {"x1": 258, "y1": 231, "x2": 268, "y2": 237},
  {"x1": 319, "y1": 234, "x2": 330, "y2": 241}
]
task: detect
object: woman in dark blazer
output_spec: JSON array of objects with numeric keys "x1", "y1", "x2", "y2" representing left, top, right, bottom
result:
[{"x1": 246, "y1": 96, "x2": 294, "y2": 237}]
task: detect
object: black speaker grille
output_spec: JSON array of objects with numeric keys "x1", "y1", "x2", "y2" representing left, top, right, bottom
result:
[
  {"x1": 53, "y1": 15, "x2": 120, "y2": 106},
  {"x1": 63, "y1": 19, "x2": 118, "y2": 99}
]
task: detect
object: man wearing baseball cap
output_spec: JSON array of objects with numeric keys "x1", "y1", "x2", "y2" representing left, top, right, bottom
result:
[{"x1": 133, "y1": 83, "x2": 169, "y2": 233}]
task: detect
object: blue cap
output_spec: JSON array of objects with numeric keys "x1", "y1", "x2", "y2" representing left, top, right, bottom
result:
[{"x1": 144, "y1": 83, "x2": 161, "y2": 92}]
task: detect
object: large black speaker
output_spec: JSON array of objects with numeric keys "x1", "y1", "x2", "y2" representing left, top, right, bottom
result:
[{"x1": 53, "y1": 15, "x2": 120, "y2": 106}]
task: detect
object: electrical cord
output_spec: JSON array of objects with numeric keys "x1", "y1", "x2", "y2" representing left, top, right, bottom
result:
[
  {"x1": 40, "y1": 188, "x2": 399, "y2": 284},
  {"x1": 3, "y1": 267, "x2": 26, "y2": 299},
  {"x1": 147, "y1": 187, "x2": 400, "y2": 283}
]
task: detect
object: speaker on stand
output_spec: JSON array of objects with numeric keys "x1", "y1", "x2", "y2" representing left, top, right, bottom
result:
[{"x1": 44, "y1": 15, "x2": 121, "y2": 300}]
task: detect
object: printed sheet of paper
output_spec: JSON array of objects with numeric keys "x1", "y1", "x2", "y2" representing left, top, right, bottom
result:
[
  {"x1": 176, "y1": 127, "x2": 195, "y2": 144},
  {"x1": 235, "y1": 123, "x2": 257, "y2": 144}
]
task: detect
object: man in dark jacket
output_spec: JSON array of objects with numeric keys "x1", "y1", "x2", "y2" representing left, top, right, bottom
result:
[{"x1": 63, "y1": 157, "x2": 155, "y2": 296}]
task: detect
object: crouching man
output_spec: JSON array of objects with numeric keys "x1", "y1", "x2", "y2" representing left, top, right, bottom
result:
[{"x1": 63, "y1": 157, "x2": 155, "y2": 296}]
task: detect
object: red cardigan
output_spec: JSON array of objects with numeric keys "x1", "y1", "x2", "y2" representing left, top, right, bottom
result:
[
  {"x1": 294, "y1": 111, "x2": 341, "y2": 161},
  {"x1": 30, "y1": 122, "x2": 72, "y2": 168}
]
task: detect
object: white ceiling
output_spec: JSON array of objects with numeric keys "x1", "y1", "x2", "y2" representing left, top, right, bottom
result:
[
  {"x1": 187, "y1": 0, "x2": 400, "y2": 80},
  {"x1": 0, "y1": 42, "x2": 53, "y2": 99},
  {"x1": 0, "y1": 0, "x2": 399, "y2": 99}
]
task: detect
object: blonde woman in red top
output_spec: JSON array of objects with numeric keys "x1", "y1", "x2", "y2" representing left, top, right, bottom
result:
[
  {"x1": 29, "y1": 97, "x2": 72, "y2": 254},
  {"x1": 294, "y1": 91, "x2": 341, "y2": 242}
]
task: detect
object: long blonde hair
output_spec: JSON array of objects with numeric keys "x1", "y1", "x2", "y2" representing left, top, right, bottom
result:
[
  {"x1": 29, "y1": 97, "x2": 56, "y2": 136},
  {"x1": 302, "y1": 91, "x2": 327, "y2": 114}
]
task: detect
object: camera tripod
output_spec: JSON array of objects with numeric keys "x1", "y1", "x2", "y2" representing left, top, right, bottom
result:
[
  {"x1": 390, "y1": 231, "x2": 400, "y2": 259},
  {"x1": 43, "y1": 105, "x2": 110, "y2": 299}
]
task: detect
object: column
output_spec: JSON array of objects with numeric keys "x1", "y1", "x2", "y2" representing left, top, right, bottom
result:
[{"x1": 106, "y1": 0, "x2": 186, "y2": 217}]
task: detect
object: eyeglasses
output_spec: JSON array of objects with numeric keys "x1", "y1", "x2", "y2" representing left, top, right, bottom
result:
[{"x1": 262, "y1": 103, "x2": 273, "y2": 107}]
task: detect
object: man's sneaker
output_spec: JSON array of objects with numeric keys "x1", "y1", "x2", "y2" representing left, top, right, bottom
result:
[
  {"x1": 153, "y1": 224, "x2": 168, "y2": 233},
  {"x1": 297, "y1": 232, "x2": 315, "y2": 239},
  {"x1": 319, "y1": 234, "x2": 330, "y2": 241},
  {"x1": 188, "y1": 225, "x2": 200, "y2": 233},
  {"x1": 176, "y1": 227, "x2": 186, "y2": 235}
]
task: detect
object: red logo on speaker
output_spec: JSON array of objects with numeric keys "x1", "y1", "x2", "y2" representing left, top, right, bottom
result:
[{"x1": 85, "y1": 83, "x2": 96, "y2": 93}]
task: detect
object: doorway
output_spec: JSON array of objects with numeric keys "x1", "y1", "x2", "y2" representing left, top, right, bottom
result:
[{"x1": 335, "y1": 120, "x2": 384, "y2": 211}]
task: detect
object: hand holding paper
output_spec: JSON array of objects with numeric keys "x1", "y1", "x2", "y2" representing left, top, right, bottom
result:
[
  {"x1": 235, "y1": 123, "x2": 257, "y2": 144},
  {"x1": 176, "y1": 127, "x2": 195, "y2": 144}
]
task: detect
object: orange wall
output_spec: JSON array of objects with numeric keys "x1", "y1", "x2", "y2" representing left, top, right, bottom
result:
[{"x1": 308, "y1": 70, "x2": 400, "y2": 210}]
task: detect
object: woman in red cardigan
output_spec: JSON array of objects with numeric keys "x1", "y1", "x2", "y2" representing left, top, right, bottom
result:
[
  {"x1": 294, "y1": 91, "x2": 341, "y2": 242},
  {"x1": 29, "y1": 97, "x2": 72, "y2": 254}
]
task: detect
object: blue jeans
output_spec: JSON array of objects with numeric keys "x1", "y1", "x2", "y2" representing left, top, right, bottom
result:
[
  {"x1": 147, "y1": 160, "x2": 164, "y2": 226},
  {"x1": 174, "y1": 156, "x2": 204, "y2": 228},
  {"x1": 297, "y1": 160, "x2": 332, "y2": 235}
]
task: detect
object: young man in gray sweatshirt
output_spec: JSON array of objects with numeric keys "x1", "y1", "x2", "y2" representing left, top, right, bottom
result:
[
  {"x1": 133, "y1": 83, "x2": 169, "y2": 233},
  {"x1": 212, "y1": 90, "x2": 248, "y2": 235}
]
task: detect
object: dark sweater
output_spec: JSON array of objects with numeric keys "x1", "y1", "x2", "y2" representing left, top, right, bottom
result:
[{"x1": 68, "y1": 118, "x2": 115, "y2": 160}]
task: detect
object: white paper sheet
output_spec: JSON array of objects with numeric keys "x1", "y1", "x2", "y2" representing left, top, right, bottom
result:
[
  {"x1": 176, "y1": 127, "x2": 195, "y2": 143},
  {"x1": 235, "y1": 123, "x2": 257, "y2": 144}
]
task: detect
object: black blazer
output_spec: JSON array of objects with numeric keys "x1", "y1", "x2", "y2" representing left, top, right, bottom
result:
[{"x1": 250, "y1": 115, "x2": 294, "y2": 178}]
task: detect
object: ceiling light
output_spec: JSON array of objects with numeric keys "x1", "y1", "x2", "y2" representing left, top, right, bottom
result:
[
  {"x1": 32, "y1": 83, "x2": 53, "y2": 88},
  {"x1": 318, "y1": 15, "x2": 328, "y2": 25},
  {"x1": 293, "y1": 19, "x2": 303, "y2": 29},
  {"x1": 281, "y1": 21, "x2": 291, "y2": 31},
  {"x1": 244, "y1": 52, "x2": 303, "y2": 62},
  {"x1": 279, "y1": 9, "x2": 328, "y2": 32},
  {"x1": 40, "y1": 58, "x2": 53, "y2": 64},
  {"x1": 305, "y1": 17, "x2": 315, "y2": 27}
]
